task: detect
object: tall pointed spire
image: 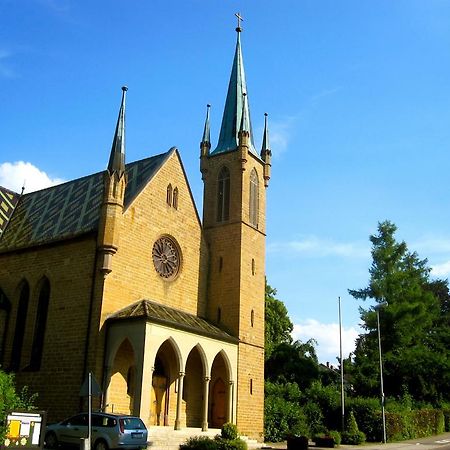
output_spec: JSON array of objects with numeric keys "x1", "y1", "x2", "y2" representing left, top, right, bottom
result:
[
  {"x1": 261, "y1": 112, "x2": 270, "y2": 157},
  {"x1": 201, "y1": 104, "x2": 211, "y2": 150},
  {"x1": 211, "y1": 15, "x2": 257, "y2": 156},
  {"x1": 107, "y1": 86, "x2": 128, "y2": 177}
]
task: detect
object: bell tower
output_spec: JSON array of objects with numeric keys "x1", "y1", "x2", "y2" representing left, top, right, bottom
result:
[{"x1": 200, "y1": 16, "x2": 271, "y2": 439}]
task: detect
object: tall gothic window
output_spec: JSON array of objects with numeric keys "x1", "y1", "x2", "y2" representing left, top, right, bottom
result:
[
  {"x1": 30, "y1": 278, "x2": 50, "y2": 370},
  {"x1": 217, "y1": 167, "x2": 230, "y2": 222},
  {"x1": 173, "y1": 187, "x2": 179, "y2": 210},
  {"x1": 249, "y1": 169, "x2": 259, "y2": 228},
  {"x1": 166, "y1": 184, "x2": 173, "y2": 206},
  {"x1": 11, "y1": 281, "x2": 30, "y2": 371}
]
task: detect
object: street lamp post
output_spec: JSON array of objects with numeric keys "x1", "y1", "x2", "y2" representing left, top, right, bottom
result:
[
  {"x1": 376, "y1": 305, "x2": 387, "y2": 444},
  {"x1": 338, "y1": 296, "x2": 345, "y2": 432}
]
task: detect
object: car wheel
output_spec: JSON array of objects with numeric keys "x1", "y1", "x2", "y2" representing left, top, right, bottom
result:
[
  {"x1": 94, "y1": 439, "x2": 109, "y2": 450},
  {"x1": 45, "y1": 432, "x2": 58, "y2": 449}
]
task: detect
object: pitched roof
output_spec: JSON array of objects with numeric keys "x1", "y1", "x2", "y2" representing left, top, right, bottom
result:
[
  {"x1": 107, "y1": 299, "x2": 238, "y2": 343},
  {"x1": 0, "y1": 150, "x2": 171, "y2": 253},
  {"x1": 0, "y1": 186, "x2": 21, "y2": 237}
]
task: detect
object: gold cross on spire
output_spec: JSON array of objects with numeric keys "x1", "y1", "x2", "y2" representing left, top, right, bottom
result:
[{"x1": 235, "y1": 12, "x2": 243, "y2": 32}]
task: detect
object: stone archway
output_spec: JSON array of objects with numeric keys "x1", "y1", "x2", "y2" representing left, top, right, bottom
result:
[
  {"x1": 184, "y1": 345, "x2": 206, "y2": 427},
  {"x1": 210, "y1": 351, "x2": 231, "y2": 428},
  {"x1": 151, "y1": 339, "x2": 181, "y2": 426},
  {"x1": 109, "y1": 338, "x2": 136, "y2": 415}
]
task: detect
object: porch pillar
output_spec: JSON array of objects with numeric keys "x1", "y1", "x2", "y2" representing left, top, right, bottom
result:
[
  {"x1": 201, "y1": 376, "x2": 211, "y2": 431},
  {"x1": 174, "y1": 371, "x2": 185, "y2": 430},
  {"x1": 139, "y1": 365, "x2": 154, "y2": 424},
  {"x1": 228, "y1": 381, "x2": 234, "y2": 423},
  {"x1": 102, "y1": 365, "x2": 113, "y2": 412}
]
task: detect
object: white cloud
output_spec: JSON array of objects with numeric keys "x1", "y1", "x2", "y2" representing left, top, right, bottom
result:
[
  {"x1": 268, "y1": 235, "x2": 369, "y2": 259},
  {"x1": 0, "y1": 161, "x2": 65, "y2": 193},
  {"x1": 431, "y1": 261, "x2": 450, "y2": 277},
  {"x1": 311, "y1": 87, "x2": 342, "y2": 104},
  {"x1": 292, "y1": 319, "x2": 360, "y2": 364}
]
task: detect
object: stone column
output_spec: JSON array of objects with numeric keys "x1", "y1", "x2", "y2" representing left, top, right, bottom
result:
[
  {"x1": 174, "y1": 371, "x2": 185, "y2": 430},
  {"x1": 228, "y1": 381, "x2": 235, "y2": 423},
  {"x1": 202, "y1": 377, "x2": 211, "y2": 431},
  {"x1": 102, "y1": 365, "x2": 112, "y2": 412}
]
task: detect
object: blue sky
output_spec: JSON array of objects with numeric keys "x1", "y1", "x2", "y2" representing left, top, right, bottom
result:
[{"x1": 2, "y1": 0, "x2": 450, "y2": 363}]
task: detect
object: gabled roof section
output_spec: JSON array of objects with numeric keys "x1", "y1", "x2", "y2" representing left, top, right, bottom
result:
[
  {"x1": 0, "y1": 151, "x2": 170, "y2": 253},
  {"x1": 211, "y1": 28, "x2": 257, "y2": 156},
  {"x1": 0, "y1": 186, "x2": 21, "y2": 237},
  {"x1": 107, "y1": 299, "x2": 238, "y2": 344}
]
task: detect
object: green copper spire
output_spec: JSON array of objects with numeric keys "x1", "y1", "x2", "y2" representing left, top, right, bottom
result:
[
  {"x1": 211, "y1": 17, "x2": 257, "y2": 156},
  {"x1": 107, "y1": 86, "x2": 128, "y2": 176}
]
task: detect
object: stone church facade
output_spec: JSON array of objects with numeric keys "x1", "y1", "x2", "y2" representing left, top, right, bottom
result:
[{"x1": 0, "y1": 25, "x2": 271, "y2": 440}]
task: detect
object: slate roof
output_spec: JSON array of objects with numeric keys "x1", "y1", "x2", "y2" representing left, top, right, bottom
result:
[
  {"x1": 107, "y1": 299, "x2": 238, "y2": 344},
  {"x1": 0, "y1": 150, "x2": 172, "y2": 252},
  {"x1": 0, "y1": 186, "x2": 21, "y2": 237}
]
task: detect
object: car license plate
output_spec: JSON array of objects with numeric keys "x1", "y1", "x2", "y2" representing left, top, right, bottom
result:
[{"x1": 131, "y1": 432, "x2": 143, "y2": 439}]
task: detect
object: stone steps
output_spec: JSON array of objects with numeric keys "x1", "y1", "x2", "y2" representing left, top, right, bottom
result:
[{"x1": 147, "y1": 426, "x2": 259, "y2": 450}]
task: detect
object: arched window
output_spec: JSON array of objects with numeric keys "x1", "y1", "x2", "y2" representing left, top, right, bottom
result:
[
  {"x1": 251, "y1": 309, "x2": 255, "y2": 327},
  {"x1": 11, "y1": 281, "x2": 30, "y2": 371},
  {"x1": 249, "y1": 169, "x2": 259, "y2": 228},
  {"x1": 217, "y1": 167, "x2": 230, "y2": 222},
  {"x1": 217, "y1": 307, "x2": 222, "y2": 323},
  {"x1": 30, "y1": 278, "x2": 50, "y2": 370},
  {"x1": 172, "y1": 187, "x2": 179, "y2": 210},
  {"x1": 166, "y1": 184, "x2": 173, "y2": 206}
]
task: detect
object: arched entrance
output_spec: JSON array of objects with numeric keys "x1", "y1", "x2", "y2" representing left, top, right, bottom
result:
[
  {"x1": 210, "y1": 351, "x2": 231, "y2": 428},
  {"x1": 109, "y1": 339, "x2": 136, "y2": 415},
  {"x1": 184, "y1": 345, "x2": 206, "y2": 427},
  {"x1": 151, "y1": 356, "x2": 169, "y2": 425},
  {"x1": 151, "y1": 339, "x2": 180, "y2": 426}
]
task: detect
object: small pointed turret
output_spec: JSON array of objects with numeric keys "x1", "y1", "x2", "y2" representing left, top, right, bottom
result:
[
  {"x1": 200, "y1": 104, "x2": 211, "y2": 155},
  {"x1": 211, "y1": 18, "x2": 257, "y2": 156},
  {"x1": 261, "y1": 113, "x2": 272, "y2": 187},
  {"x1": 107, "y1": 86, "x2": 128, "y2": 177}
]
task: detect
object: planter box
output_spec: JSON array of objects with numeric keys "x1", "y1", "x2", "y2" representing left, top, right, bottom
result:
[
  {"x1": 287, "y1": 436, "x2": 309, "y2": 450},
  {"x1": 314, "y1": 437, "x2": 335, "y2": 448}
]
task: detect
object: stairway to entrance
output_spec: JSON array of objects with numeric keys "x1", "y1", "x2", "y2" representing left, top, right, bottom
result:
[{"x1": 147, "y1": 426, "x2": 260, "y2": 450}]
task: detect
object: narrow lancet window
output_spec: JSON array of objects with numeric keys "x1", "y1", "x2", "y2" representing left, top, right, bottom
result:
[
  {"x1": 11, "y1": 281, "x2": 30, "y2": 371},
  {"x1": 217, "y1": 167, "x2": 230, "y2": 222},
  {"x1": 249, "y1": 169, "x2": 259, "y2": 227},
  {"x1": 167, "y1": 184, "x2": 173, "y2": 206},
  {"x1": 30, "y1": 278, "x2": 50, "y2": 370},
  {"x1": 173, "y1": 187, "x2": 179, "y2": 210}
]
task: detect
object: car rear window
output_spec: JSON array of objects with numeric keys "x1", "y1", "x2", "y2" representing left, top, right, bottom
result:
[{"x1": 121, "y1": 417, "x2": 145, "y2": 430}]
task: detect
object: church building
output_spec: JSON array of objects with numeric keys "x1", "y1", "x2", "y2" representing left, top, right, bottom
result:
[{"x1": 0, "y1": 22, "x2": 271, "y2": 440}]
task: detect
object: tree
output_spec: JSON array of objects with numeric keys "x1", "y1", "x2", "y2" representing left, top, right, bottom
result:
[
  {"x1": 0, "y1": 370, "x2": 37, "y2": 442},
  {"x1": 264, "y1": 280, "x2": 293, "y2": 360},
  {"x1": 348, "y1": 220, "x2": 446, "y2": 403}
]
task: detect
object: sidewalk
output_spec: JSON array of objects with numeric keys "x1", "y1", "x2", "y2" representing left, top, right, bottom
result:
[{"x1": 261, "y1": 432, "x2": 450, "y2": 450}]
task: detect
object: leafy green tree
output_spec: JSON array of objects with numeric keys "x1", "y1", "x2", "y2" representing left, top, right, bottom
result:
[
  {"x1": 0, "y1": 370, "x2": 37, "y2": 442},
  {"x1": 348, "y1": 221, "x2": 447, "y2": 402},
  {"x1": 264, "y1": 280, "x2": 293, "y2": 360}
]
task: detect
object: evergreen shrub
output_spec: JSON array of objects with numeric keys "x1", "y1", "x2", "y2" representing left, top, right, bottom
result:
[
  {"x1": 347, "y1": 397, "x2": 381, "y2": 442},
  {"x1": 221, "y1": 423, "x2": 239, "y2": 440},
  {"x1": 341, "y1": 412, "x2": 366, "y2": 445}
]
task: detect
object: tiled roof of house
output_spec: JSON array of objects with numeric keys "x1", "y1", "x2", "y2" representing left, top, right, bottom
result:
[
  {"x1": 0, "y1": 150, "x2": 171, "y2": 252},
  {"x1": 107, "y1": 299, "x2": 238, "y2": 343}
]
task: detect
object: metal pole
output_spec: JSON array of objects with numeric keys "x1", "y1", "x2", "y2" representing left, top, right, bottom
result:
[
  {"x1": 338, "y1": 296, "x2": 345, "y2": 432},
  {"x1": 87, "y1": 372, "x2": 92, "y2": 450},
  {"x1": 376, "y1": 309, "x2": 387, "y2": 444}
]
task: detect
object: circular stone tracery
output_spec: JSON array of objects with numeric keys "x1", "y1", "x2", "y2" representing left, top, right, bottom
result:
[{"x1": 152, "y1": 236, "x2": 181, "y2": 279}]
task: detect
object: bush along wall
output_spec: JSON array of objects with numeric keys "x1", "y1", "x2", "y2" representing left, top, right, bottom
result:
[{"x1": 385, "y1": 410, "x2": 445, "y2": 441}]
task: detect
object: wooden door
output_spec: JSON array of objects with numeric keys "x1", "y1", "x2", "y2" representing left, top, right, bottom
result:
[
  {"x1": 151, "y1": 375, "x2": 168, "y2": 425},
  {"x1": 211, "y1": 378, "x2": 226, "y2": 428}
]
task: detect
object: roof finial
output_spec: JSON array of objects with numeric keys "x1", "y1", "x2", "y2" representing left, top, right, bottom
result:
[{"x1": 235, "y1": 12, "x2": 243, "y2": 32}]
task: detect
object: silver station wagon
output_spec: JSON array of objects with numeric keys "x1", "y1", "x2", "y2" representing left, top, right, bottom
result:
[{"x1": 44, "y1": 412, "x2": 148, "y2": 450}]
